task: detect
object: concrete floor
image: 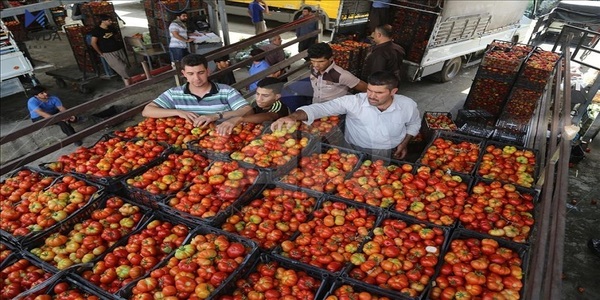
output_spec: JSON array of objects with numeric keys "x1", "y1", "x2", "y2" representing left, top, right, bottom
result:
[{"x1": 1, "y1": 1, "x2": 598, "y2": 299}]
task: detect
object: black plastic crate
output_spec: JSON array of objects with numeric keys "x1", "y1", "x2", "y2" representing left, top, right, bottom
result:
[
  {"x1": 0, "y1": 166, "x2": 57, "y2": 208},
  {"x1": 0, "y1": 251, "x2": 57, "y2": 297},
  {"x1": 455, "y1": 109, "x2": 496, "y2": 127},
  {"x1": 0, "y1": 175, "x2": 105, "y2": 248},
  {"x1": 39, "y1": 135, "x2": 170, "y2": 191},
  {"x1": 272, "y1": 195, "x2": 384, "y2": 276},
  {"x1": 69, "y1": 209, "x2": 199, "y2": 297},
  {"x1": 496, "y1": 86, "x2": 543, "y2": 133},
  {"x1": 214, "y1": 183, "x2": 323, "y2": 250},
  {"x1": 120, "y1": 151, "x2": 211, "y2": 210},
  {"x1": 463, "y1": 77, "x2": 512, "y2": 119},
  {"x1": 517, "y1": 47, "x2": 562, "y2": 91},
  {"x1": 324, "y1": 276, "x2": 407, "y2": 300},
  {"x1": 214, "y1": 253, "x2": 332, "y2": 300},
  {"x1": 273, "y1": 143, "x2": 364, "y2": 194},
  {"x1": 187, "y1": 122, "x2": 267, "y2": 161},
  {"x1": 340, "y1": 211, "x2": 451, "y2": 299},
  {"x1": 477, "y1": 140, "x2": 540, "y2": 190},
  {"x1": 420, "y1": 111, "x2": 457, "y2": 142},
  {"x1": 426, "y1": 228, "x2": 530, "y2": 300},
  {"x1": 480, "y1": 40, "x2": 533, "y2": 73},
  {"x1": 116, "y1": 223, "x2": 259, "y2": 300},
  {"x1": 233, "y1": 130, "x2": 318, "y2": 181},
  {"x1": 12, "y1": 271, "x2": 113, "y2": 300},
  {"x1": 456, "y1": 122, "x2": 496, "y2": 139},
  {"x1": 159, "y1": 169, "x2": 267, "y2": 227},
  {"x1": 460, "y1": 177, "x2": 539, "y2": 245},
  {"x1": 0, "y1": 239, "x2": 17, "y2": 265},
  {"x1": 22, "y1": 194, "x2": 153, "y2": 273},
  {"x1": 418, "y1": 131, "x2": 485, "y2": 176}
]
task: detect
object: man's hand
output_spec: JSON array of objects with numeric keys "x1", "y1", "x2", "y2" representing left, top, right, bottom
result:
[
  {"x1": 216, "y1": 116, "x2": 242, "y2": 136},
  {"x1": 177, "y1": 111, "x2": 199, "y2": 125},
  {"x1": 394, "y1": 143, "x2": 408, "y2": 160},
  {"x1": 193, "y1": 114, "x2": 219, "y2": 127},
  {"x1": 270, "y1": 116, "x2": 297, "y2": 132}
]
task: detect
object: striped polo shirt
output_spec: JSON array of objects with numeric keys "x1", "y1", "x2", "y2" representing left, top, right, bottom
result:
[{"x1": 153, "y1": 82, "x2": 250, "y2": 114}]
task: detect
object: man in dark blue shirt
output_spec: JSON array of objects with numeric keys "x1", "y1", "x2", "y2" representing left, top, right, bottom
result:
[{"x1": 248, "y1": 0, "x2": 269, "y2": 34}]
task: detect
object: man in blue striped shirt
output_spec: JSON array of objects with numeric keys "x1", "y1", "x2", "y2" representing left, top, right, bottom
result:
[{"x1": 142, "y1": 54, "x2": 253, "y2": 128}]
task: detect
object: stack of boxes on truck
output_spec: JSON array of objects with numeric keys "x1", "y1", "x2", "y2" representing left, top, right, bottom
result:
[{"x1": 143, "y1": 0, "x2": 205, "y2": 50}]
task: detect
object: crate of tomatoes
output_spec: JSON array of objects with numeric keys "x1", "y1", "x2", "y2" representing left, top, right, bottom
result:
[
  {"x1": 22, "y1": 194, "x2": 152, "y2": 273},
  {"x1": 69, "y1": 210, "x2": 198, "y2": 297},
  {"x1": 0, "y1": 175, "x2": 103, "y2": 248},
  {"x1": 0, "y1": 251, "x2": 56, "y2": 299},
  {"x1": 324, "y1": 276, "x2": 404, "y2": 300},
  {"x1": 340, "y1": 211, "x2": 451, "y2": 299},
  {"x1": 187, "y1": 122, "x2": 265, "y2": 161},
  {"x1": 418, "y1": 131, "x2": 484, "y2": 176},
  {"x1": 475, "y1": 140, "x2": 539, "y2": 188},
  {"x1": 459, "y1": 178, "x2": 538, "y2": 244},
  {"x1": 214, "y1": 252, "x2": 332, "y2": 300},
  {"x1": 11, "y1": 271, "x2": 106, "y2": 300},
  {"x1": 420, "y1": 111, "x2": 458, "y2": 142},
  {"x1": 427, "y1": 229, "x2": 529, "y2": 300},
  {"x1": 117, "y1": 222, "x2": 259, "y2": 300},
  {"x1": 274, "y1": 143, "x2": 364, "y2": 194},
  {"x1": 217, "y1": 183, "x2": 323, "y2": 250},
  {"x1": 160, "y1": 160, "x2": 266, "y2": 226}
]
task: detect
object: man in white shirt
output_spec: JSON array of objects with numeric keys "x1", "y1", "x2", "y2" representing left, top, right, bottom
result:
[
  {"x1": 271, "y1": 71, "x2": 421, "y2": 159},
  {"x1": 169, "y1": 12, "x2": 192, "y2": 62}
]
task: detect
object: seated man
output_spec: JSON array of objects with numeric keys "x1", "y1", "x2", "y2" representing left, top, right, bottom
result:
[
  {"x1": 142, "y1": 54, "x2": 253, "y2": 128},
  {"x1": 27, "y1": 86, "x2": 82, "y2": 146},
  {"x1": 212, "y1": 55, "x2": 237, "y2": 86},
  {"x1": 271, "y1": 71, "x2": 420, "y2": 159},
  {"x1": 216, "y1": 77, "x2": 289, "y2": 135},
  {"x1": 248, "y1": 48, "x2": 270, "y2": 92}
]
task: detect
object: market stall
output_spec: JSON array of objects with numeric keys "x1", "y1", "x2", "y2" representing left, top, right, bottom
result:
[{"x1": 0, "y1": 18, "x2": 576, "y2": 299}]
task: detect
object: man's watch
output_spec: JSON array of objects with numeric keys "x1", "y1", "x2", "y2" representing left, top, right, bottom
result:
[{"x1": 217, "y1": 112, "x2": 223, "y2": 119}]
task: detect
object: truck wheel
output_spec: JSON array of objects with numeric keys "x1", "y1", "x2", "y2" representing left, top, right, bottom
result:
[{"x1": 438, "y1": 57, "x2": 462, "y2": 82}]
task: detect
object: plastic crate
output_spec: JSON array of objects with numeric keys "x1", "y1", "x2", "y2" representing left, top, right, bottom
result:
[
  {"x1": 120, "y1": 151, "x2": 211, "y2": 209},
  {"x1": 214, "y1": 253, "x2": 332, "y2": 300},
  {"x1": 324, "y1": 276, "x2": 407, "y2": 300},
  {"x1": 12, "y1": 270, "x2": 112, "y2": 300},
  {"x1": 496, "y1": 86, "x2": 543, "y2": 132},
  {"x1": 22, "y1": 194, "x2": 153, "y2": 273},
  {"x1": 491, "y1": 127, "x2": 527, "y2": 146},
  {"x1": 476, "y1": 140, "x2": 540, "y2": 188},
  {"x1": 0, "y1": 175, "x2": 104, "y2": 248},
  {"x1": 214, "y1": 183, "x2": 323, "y2": 250},
  {"x1": 518, "y1": 47, "x2": 562, "y2": 91},
  {"x1": 420, "y1": 111, "x2": 457, "y2": 142},
  {"x1": 339, "y1": 210, "x2": 451, "y2": 299},
  {"x1": 0, "y1": 240, "x2": 17, "y2": 265},
  {"x1": 425, "y1": 228, "x2": 530, "y2": 300},
  {"x1": 39, "y1": 135, "x2": 169, "y2": 191},
  {"x1": 159, "y1": 170, "x2": 267, "y2": 227},
  {"x1": 69, "y1": 209, "x2": 199, "y2": 298},
  {"x1": 463, "y1": 77, "x2": 512, "y2": 119},
  {"x1": 272, "y1": 195, "x2": 384, "y2": 276},
  {"x1": 460, "y1": 177, "x2": 539, "y2": 245},
  {"x1": 273, "y1": 143, "x2": 364, "y2": 194},
  {"x1": 457, "y1": 122, "x2": 496, "y2": 139},
  {"x1": 455, "y1": 109, "x2": 496, "y2": 127},
  {"x1": 0, "y1": 166, "x2": 57, "y2": 207},
  {"x1": 233, "y1": 131, "x2": 318, "y2": 181},
  {"x1": 116, "y1": 223, "x2": 259, "y2": 300},
  {"x1": 418, "y1": 131, "x2": 485, "y2": 176},
  {"x1": 187, "y1": 122, "x2": 266, "y2": 161},
  {"x1": 0, "y1": 251, "x2": 56, "y2": 296},
  {"x1": 480, "y1": 40, "x2": 533, "y2": 73}
]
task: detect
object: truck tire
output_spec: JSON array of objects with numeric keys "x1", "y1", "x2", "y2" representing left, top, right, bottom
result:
[{"x1": 438, "y1": 57, "x2": 462, "y2": 82}]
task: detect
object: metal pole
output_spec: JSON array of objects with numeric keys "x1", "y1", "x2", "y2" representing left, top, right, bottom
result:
[{"x1": 217, "y1": 0, "x2": 231, "y2": 46}]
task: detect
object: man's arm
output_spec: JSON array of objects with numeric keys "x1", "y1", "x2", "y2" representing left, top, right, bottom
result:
[
  {"x1": 142, "y1": 102, "x2": 201, "y2": 124},
  {"x1": 394, "y1": 134, "x2": 414, "y2": 159},
  {"x1": 171, "y1": 29, "x2": 192, "y2": 42},
  {"x1": 271, "y1": 110, "x2": 308, "y2": 131},
  {"x1": 216, "y1": 111, "x2": 277, "y2": 135},
  {"x1": 33, "y1": 109, "x2": 53, "y2": 119},
  {"x1": 90, "y1": 36, "x2": 102, "y2": 56},
  {"x1": 353, "y1": 80, "x2": 368, "y2": 92}
]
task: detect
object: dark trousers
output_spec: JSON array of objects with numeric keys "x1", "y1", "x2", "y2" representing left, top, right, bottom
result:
[
  {"x1": 32, "y1": 116, "x2": 76, "y2": 136},
  {"x1": 170, "y1": 47, "x2": 189, "y2": 62}
]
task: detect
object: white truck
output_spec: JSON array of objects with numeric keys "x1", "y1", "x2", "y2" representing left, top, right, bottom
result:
[{"x1": 385, "y1": 0, "x2": 533, "y2": 82}]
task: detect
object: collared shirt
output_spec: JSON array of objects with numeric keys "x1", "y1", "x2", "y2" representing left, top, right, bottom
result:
[
  {"x1": 152, "y1": 82, "x2": 249, "y2": 114},
  {"x1": 28, "y1": 95, "x2": 62, "y2": 119},
  {"x1": 248, "y1": 60, "x2": 270, "y2": 92},
  {"x1": 169, "y1": 21, "x2": 187, "y2": 49},
  {"x1": 299, "y1": 93, "x2": 421, "y2": 149},
  {"x1": 372, "y1": 0, "x2": 391, "y2": 8},
  {"x1": 310, "y1": 62, "x2": 360, "y2": 104}
]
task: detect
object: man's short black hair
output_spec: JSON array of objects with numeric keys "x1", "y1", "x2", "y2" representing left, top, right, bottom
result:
[
  {"x1": 368, "y1": 71, "x2": 399, "y2": 90},
  {"x1": 375, "y1": 24, "x2": 393, "y2": 38},
  {"x1": 250, "y1": 48, "x2": 265, "y2": 62},
  {"x1": 30, "y1": 85, "x2": 47, "y2": 96},
  {"x1": 307, "y1": 43, "x2": 333, "y2": 59},
  {"x1": 257, "y1": 77, "x2": 283, "y2": 94},
  {"x1": 98, "y1": 14, "x2": 112, "y2": 22},
  {"x1": 303, "y1": 6, "x2": 313, "y2": 13},
  {"x1": 181, "y1": 54, "x2": 208, "y2": 68},
  {"x1": 175, "y1": 12, "x2": 187, "y2": 18},
  {"x1": 214, "y1": 55, "x2": 230, "y2": 63}
]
